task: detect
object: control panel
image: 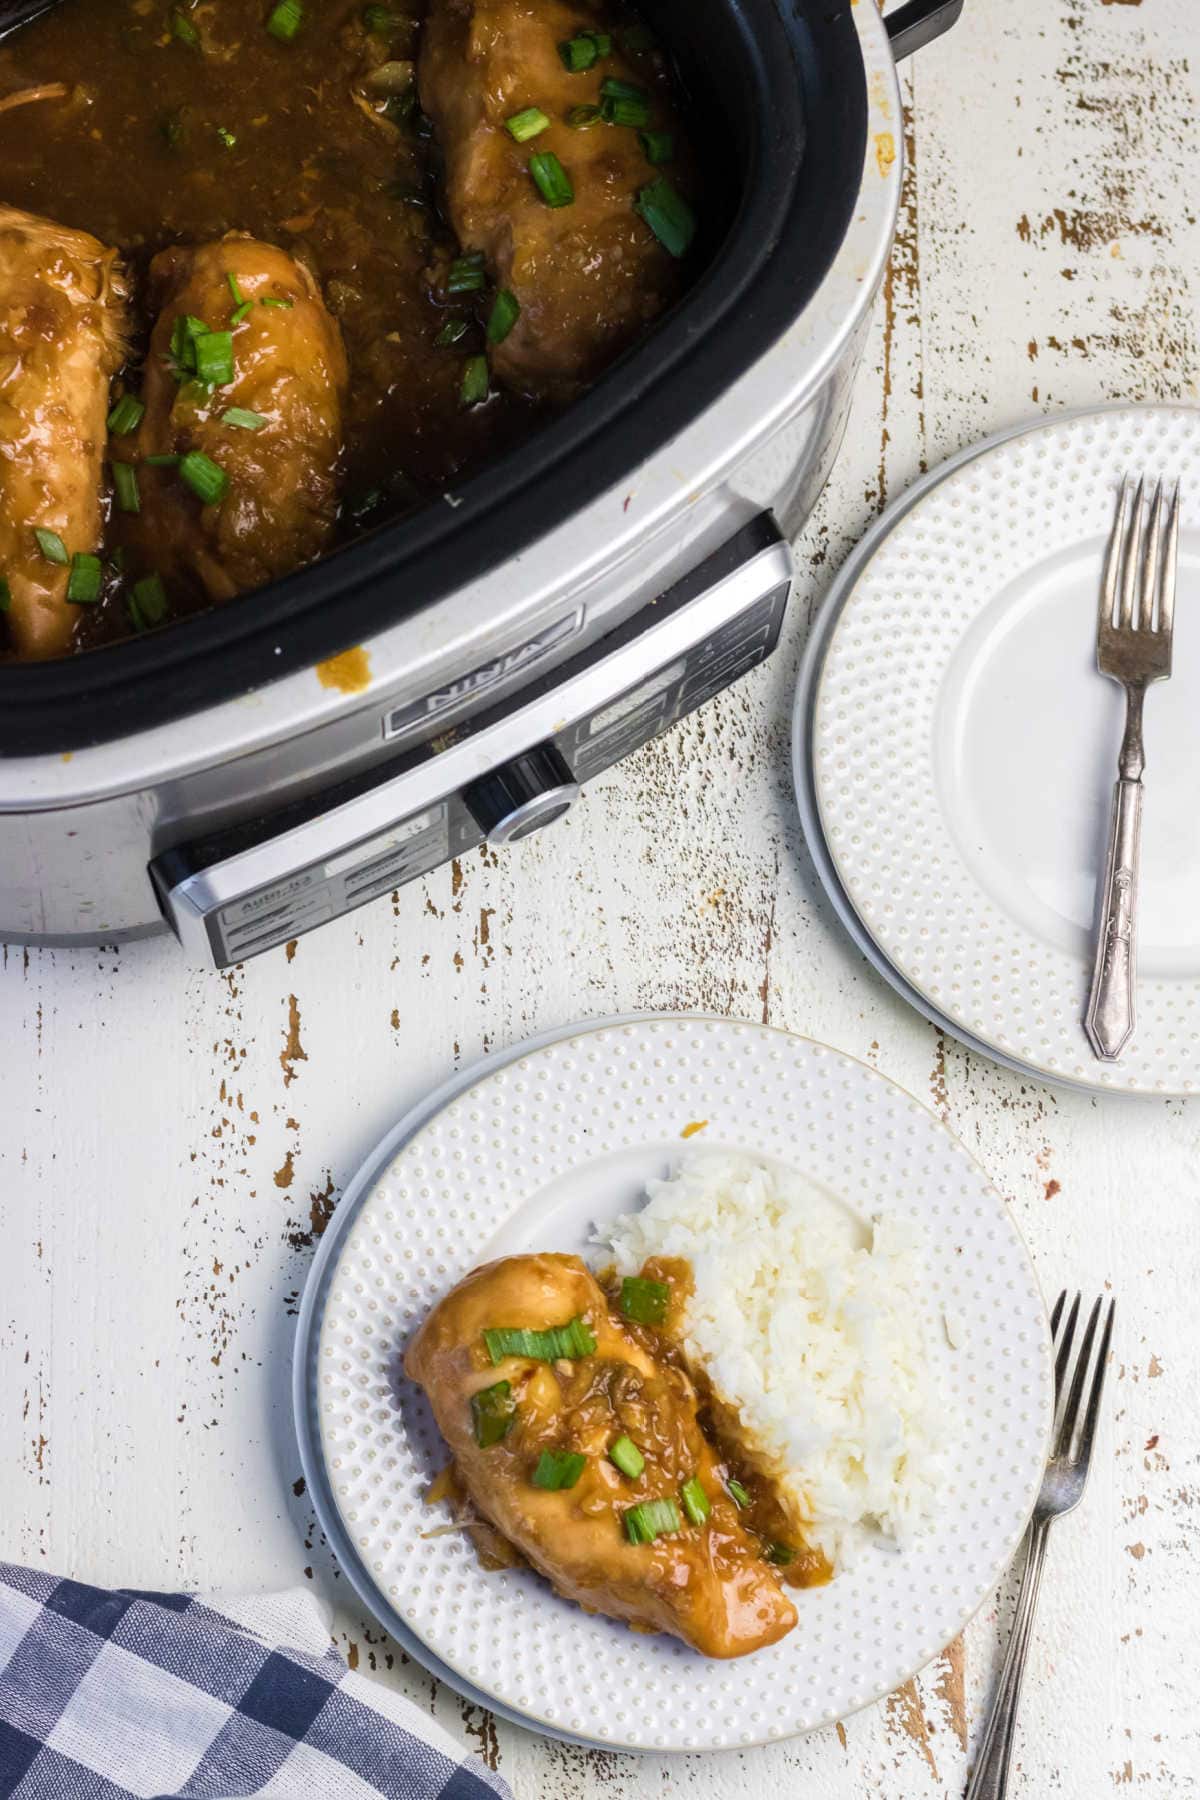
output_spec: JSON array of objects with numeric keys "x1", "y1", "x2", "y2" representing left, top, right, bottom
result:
[{"x1": 152, "y1": 516, "x2": 792, "y2": 967}]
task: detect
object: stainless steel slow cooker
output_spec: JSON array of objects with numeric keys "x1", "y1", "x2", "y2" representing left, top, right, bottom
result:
[{"x1": 0, "y1": 0, "x2": 959, "y2": 965}]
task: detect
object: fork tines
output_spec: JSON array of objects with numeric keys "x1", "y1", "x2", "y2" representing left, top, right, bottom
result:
[
  {"x1": 1049, "y1": 1290, "x2": 1116, "y2": 1467},
  {"x1": 1100, "y1": 476, "x2": 1180, "y2": 639}
]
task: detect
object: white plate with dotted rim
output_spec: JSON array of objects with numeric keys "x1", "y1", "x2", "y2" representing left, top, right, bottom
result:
[
  {"x1": 808, "y1": 404, "x2": 1200, "y2": 1094},
  {"x1": 307, "y1": 1014, "x2": 1053, "y2": 1752}
]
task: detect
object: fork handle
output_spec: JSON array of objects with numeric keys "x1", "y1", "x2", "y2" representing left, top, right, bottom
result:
[
  {"x1": 1084, "y1": 775, "x2": 1142, "y2": 1060},
  {"x1": 965, "y1": 1518, "x2": 1052, "y2": 1800}
]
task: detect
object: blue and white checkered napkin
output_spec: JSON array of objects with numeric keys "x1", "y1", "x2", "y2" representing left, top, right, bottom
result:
[{"x1": 0, "y1": 1564, "x2": 511, "y2": 1800}]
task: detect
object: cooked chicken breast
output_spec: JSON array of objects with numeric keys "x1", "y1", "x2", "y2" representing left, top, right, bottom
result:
[
  {"x1": 420, "y1": 0, "x2": 685, "y2": 401},
  {"x1": 405, "y1": 1253, "x2": 797, "y2": 1657},
  {"x1": 132, "y1": 236, "x2": 348, "y2": 604},
  {"x1": 0, "y1": 204, "x2": 126, "y2": 658}
]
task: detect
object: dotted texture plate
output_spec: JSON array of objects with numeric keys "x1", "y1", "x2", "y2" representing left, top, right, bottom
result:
[
  {"x1": 812, "y1": 405, "x2": 1200, "y2": 1093},
  {"x1": 314, "y1": 1018, "x2": 1052, "y2": 1751}
]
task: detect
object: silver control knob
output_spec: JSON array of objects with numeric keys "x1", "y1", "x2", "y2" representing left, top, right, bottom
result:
[{"x1": 462, "y1": 744, "x2": 580, "y2": 846}]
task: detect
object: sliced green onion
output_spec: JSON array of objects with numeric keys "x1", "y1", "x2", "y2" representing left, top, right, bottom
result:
[
  {"x1": 111, "y1": 462, "x2": 141, "y2": 514},
  {"x1": 460, "y1": 353, "x2": 490, "y2": 408},
  {"x1": 619, "y1": 1275, "x2": 669, "y2": 1325},
  {"x1": 434, "y1": 316, "x2": 469, "y2": 347},
  {"x1": 0, "y1": 576, "x2": 10, "y2": 613},
  {"x1": 179, "y1": 450, "x2": 229, "y2": 505},
  {"x1": 470, "y1": 1378, "x2": 517, "y2": 1447},
  {"x1": 638, "y1": 128, "x2": 673, "y2": 163},
  {"x1": 216, "y1": 124, "x2": 237, "y2": 148},
  {"x1": 34, "y1": 528, "x2": 68, "y2": 566},
  {"x1": 601, "y1": 93, "x2": 649, "y2": 127},
  {"x1": 193, "y1": 329, "x2": 234, "y2": 386},
  {"x1": 505, "y1": 106, "x2": 550, "y2": 142},
  {"x1": 681, "y1": 1476, "x2": 710, "y2": 1526},
  {"x1": 624, "y1": 1497, "x2": 681, "y2": 1544},
  {"x1": 267, "y1": 0, "x2": 303, "y2": 41},
  {"x1": 486, "y1": 288, "x2": 520, "y2": 345},
  {"x1": 531, "y1": 1448, "x2": 587, "y2": 1490},
  {"x1": 765, "y1": 1541, "x2": 794, "y2": 1566},
  {"x1": 109, "y1": 546, "x2": 127, "y2": 572},
  {"x1": 228, "y1": 272, "x2": 246, "y2": 305},
  {"x1": 446, "y1": 254, "x2": 487, "y2": 295},
  {"x1": 609, "y1": 1435, "x2": 644, "y2": 1480},
  {"x1": 565, "y1": 103, "x2": 602, "y2": 128},
  {"x1": 107, "y1": 393, "x2": 145, "y2": 436},
  {"x1": 599, "y1": 76, "x2": 646, "y2": 100},
  {"x1": 483, "y1": 1314, "x2": 596, "y2": 1364},
  {"x1": 230, "y1": 300, "x2": 254, "y2": 326},
  {"x1": 260, "y1": 295, "x2": 295, "y2": 308},
  {"x1": 170, "y1": 8, "x2": 201, "y2": 48},
  {"x1": 363, "y1": 3, "x2": 401, "y2": 30},
  {"x1": 129, "y1": 573, "x2": 168, "y2": 632},
  {"x1": 529, "y1": 150, "x2": 573, "y2": 207},
  {"x1": 727, "y1": 1477, "x2": 751, "y2": 1509},
  {"x1": 635, "y1": 175, "x2": 695, "y2": 257},
  {"x1": 558, "y1": 33, "x2": 599, "y2": 70},
  {"x1": 589, "y1": 30, "x2": 612, "y2": 54},
  {"x1": 66, "y1": 552, "x2": 102, "y2": 604},
  {"x1": 144, "y1": 453, "x2": 182, "y2": 467},
  {"x1": 222, "y1": 406, "x2": 266, "y2": 430},
  {"x1": 619, "y1": 22, "x2": 656, "y2": 51},
  {"x1": 169, "y1": 313, "x2": 210, "y2": 376}
]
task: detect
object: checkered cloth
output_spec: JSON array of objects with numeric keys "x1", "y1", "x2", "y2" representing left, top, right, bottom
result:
[{"x1": 0, "y1": 1565, "x2": 511, "y2": 1800}]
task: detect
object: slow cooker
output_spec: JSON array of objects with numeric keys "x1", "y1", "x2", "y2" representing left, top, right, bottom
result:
[{"x1": 0, "y1": 0, "x2": 960, "y2": 966}]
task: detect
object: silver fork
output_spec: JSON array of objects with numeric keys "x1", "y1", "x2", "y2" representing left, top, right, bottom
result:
[
  {"x1": 1084, "y1": 478, "x2": 1179, "y2": 1059},
  {"x1": 965, "y1": 1292, "x2": 1116, "y2": 1800}
]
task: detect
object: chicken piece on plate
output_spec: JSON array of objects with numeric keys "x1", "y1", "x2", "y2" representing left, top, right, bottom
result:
[
  {"x1": 419, "y1": 0, "x2": 687, "y2": 401},
  {"x1": 0, "y1": 204, "x2": 126, "y2": 659},
  {"x1": 405, "y1": 1252, "x2": 797, "y2": 1657},
  {"x1": 131, "y1": 236, "x2": 348, "y2": 604}
]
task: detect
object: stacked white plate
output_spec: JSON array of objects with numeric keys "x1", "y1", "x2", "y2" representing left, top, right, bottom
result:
[{"x1": 792, "y1": 404, "x2": 1200, "y2": 1096}]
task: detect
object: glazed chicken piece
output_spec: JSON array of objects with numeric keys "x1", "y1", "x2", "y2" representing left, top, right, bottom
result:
[
  {"x1": 131, "y1": 236, "x2": 348, "y2": 604},
  {"x1": 419, "y1": 0, "x2": 686, "y2": 401},
  {"x1": 405, "y1": 1253, "x2": 797, "y2": 1657},
  {"x1": 0, "y1": 205, "x2": 126, "y2": 658}
]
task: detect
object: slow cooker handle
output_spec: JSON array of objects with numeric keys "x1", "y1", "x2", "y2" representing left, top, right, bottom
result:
[{"x1": 885, "y1": 0, "x2": 963, "y2": 61}]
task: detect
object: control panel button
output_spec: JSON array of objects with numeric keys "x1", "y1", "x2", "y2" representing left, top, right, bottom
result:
[{"x1": 462, "y1": 744, "x2": 580, "y2": 846}]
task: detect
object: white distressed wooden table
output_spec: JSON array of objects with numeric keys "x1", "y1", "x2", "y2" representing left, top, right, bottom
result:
[{"x1": 3, "y1": 1, "x2": 1198, "y2": 1793}]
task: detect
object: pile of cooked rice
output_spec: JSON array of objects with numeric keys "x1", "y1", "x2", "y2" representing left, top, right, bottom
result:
[{"x1": 603, "y1": 1151, "x2": 945, "y2": 1565}]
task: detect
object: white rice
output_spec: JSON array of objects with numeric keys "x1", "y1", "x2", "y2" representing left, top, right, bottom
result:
[{"x1": 602, "y1": 1152, "x2": 945, "y2": 1565}]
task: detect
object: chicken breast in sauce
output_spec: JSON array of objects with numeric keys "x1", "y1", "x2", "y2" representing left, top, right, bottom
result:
[
  {"x1": 405, "y1": 1252, "x2": 797, "y2": 1657},
  {"x1": 0, "y1": 204, "x2": 126, "y2": 658},
  {"x1": 130, "y1": 236, "x2": 348, "y2": 604},
  {"x1": 420, "y1": 0, "x2": 688, "y2": 401}
]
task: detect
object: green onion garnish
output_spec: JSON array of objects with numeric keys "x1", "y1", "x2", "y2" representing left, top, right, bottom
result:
[
  {"x1": 228, "y1": 272, "x2": 246, "y2": 305},
  {"x1": 362, "y1": 3, "x2": 400, "y2": 30},
  {"x1": 34, "y1": 528, "x2": 68, "y2": 565},
  {"x1": 0, "y1": 576, "x2": 10, "y2": 613},
  {"x1": 619, "y1": 1276, "x2": 669, "y2": 1325},
  {"x1": 230, "y1": 301, "x2": 254, "y2": 326},
  {"x1": 638, "y1": 128, "x2": 673, "y2": 163},
  {"x1": 600, "y1": 76, "x2": 646, "y2": 100},
  {"x1": 222, "y1": 406, "x2": 266, "y2": 430},
  {"x1": 505, "y1": 106, "x2": 550, "y2": 142},
  {"x1": 470, "y1": 1378, "x2": 517, "y2": 1447},
  {"x1": 681, "y1": 1476, "x2": 710, "y2": 1526},
  {"x1": 532, "y1": 1448, "x2": 587, "y2": 1490},
  {"x1": 483, "y1": 1314, "x2": 596, "y2": 1364},
  {"x1": 260, "y1": 296, "x2": 295, "y2": 308},
  {"x1": 765, "y1": 1541, "x2": 794, "y2": 1566},
  {"x1": 193, "y1": 330, "x2": 234, "y2": 387},
  {"x1": 590, "y1": 30, "x2": 612, "y2": 54},
  {"x1": 179, "y1": 450, "x2": 229, "y2": 505},
  {"x1": 267, "y1": 0, "x2": 303, "y2": 41},
  {"x1": 601, "y1": 93, "x2": 649, "y2": 127},
  {"x1": 558, "y1": 32, "x2": 599, "y2": 70},
  {"x1": 609, "y1": 1435, "x2": 644, "y2": 1480},
  {"x1": 529, "y1": 150, "x2": 573, "y2": 207},
  {"x1": 635, "y1": 175, "x2": 695, "y2": 257},
  {"x1": 727, "y1": 1477, "x2": 751, "y2": 1509},
  {"x1": 216, "y1": 125, "x2": 237, "y2": 148},
  {"x1": 624, "y1": 1497, "x2": 681, "y2": 1544},
  {"x1": 144, "y1": 454, "x2": 182, "y2": 467},
  {"x1": 107, "y1": 393, "x2": 145, "y2": 436},
  {"x1": 170, "y1": 8, "x2": 201, "y2": 48},
  {"x1": 111, "y1": 462, "x2": 140, "y2": 514},
  {"x1": 169, "y1": 313, "x2": 210, "y2": 377},
  {"x1": 446, "y1": 254, "x2": 486, "y2": 295},
  {"x1": 66, "y1": 552, "x2": 102, "y2": 605},
  {"x1": 129, "y1": 573, "x2": 168, "y2": 632},
  {"x1": 486, "y1": 288, "x2": 520, "y2": 345},
  {"x1": 565, "y1": 103, "x2": 602, "y2": 128},
  {"x1": 460, "y1": 353, "x2": 490, "y2": 408},
  {"x1": 434, "y1": 316, "x2": 469, "y2": 347}
]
